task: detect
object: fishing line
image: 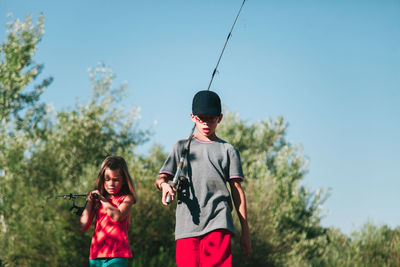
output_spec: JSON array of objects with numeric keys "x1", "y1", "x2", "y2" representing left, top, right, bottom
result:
[
  {"x1": 206, "y1": 0, "x2": 246, "y2": 91},
  {"x1": 166, "y1": 0, "x2": 246, "y2": 203}
]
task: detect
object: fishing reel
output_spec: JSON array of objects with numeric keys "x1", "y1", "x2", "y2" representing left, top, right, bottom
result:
[
  {"x1": 166, "y1": 176, "x2": 190, "y2": 204},
  {"x1": 176, "y1": 176, "x2": 190, "y2": 192},
  {"x1": 176, "y1": 176, "x2": 190, "y2": 204},
  {"x1": 70, "y1": 200, "x2": 86, "y2": 216},
  {"x1": 55, "y1": 193, "x2": 98, "y2": 216}
]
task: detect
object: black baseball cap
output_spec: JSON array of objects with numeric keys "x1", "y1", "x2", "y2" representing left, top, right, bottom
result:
[{"x1": 192, "y1": 90, "x2": 221, "y2": 116}]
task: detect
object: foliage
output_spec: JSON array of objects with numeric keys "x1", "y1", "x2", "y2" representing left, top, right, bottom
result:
[
  {"x1": 1, "y1": 13, "x2": 400, "y2": 267},
  {"x1": 316, "y1": 223, "x2": 400, "y2": 267},
  {"x1": 128, "y1": 145, "x2": 176, "y2": 267},
  {"x1": 0, "y1": 15, "x2": 148, "y2": 265},
  {"x1": 218, "y1": 113, "x2": 330, "y2": 266},
  {"x1": 0, "y1": 13, "x2": 52, "y2": 133}
]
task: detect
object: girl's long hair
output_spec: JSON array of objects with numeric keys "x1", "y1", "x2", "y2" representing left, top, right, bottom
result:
[{"x1": 96, "y1": 156, "x2": 137, "y2": 203}]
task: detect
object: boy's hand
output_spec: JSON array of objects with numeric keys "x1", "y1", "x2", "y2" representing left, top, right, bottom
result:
[
  {"x1": 240, "y1": 231, "x2": 252, "y2": 258},
  {"x1": 161, "y1": 182, "x2": 176, "y2": 206}
]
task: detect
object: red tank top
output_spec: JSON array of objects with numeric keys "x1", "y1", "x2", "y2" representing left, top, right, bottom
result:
[{"x1": 89, "y1": 195, "x2": 132, "y2": 259}]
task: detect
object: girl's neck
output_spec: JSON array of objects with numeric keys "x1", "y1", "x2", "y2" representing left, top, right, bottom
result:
[{"x1": 107, "y1": 191, "x2": 124, "y2": 199}]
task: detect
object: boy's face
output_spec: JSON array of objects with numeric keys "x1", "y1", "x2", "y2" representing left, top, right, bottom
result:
[{"x1": 191, "y1": 113, "x2": 223, "y2": 140}]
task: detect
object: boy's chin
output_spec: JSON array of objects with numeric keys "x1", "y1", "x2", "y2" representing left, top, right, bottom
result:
[{"x1": 202, "y1": 131, "x2": 215, "y2": 137}]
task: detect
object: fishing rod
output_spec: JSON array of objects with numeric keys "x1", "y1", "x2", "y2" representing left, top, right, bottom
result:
[
  {"x1": 206, "y1": 0, "x2": 246, "y2": 91},
  {"x1": 166, "y1": 0, "x2": 246, "y2": 204},
  {"x1": 55, "y1": 193, "x2": 98, "y2": 216}
]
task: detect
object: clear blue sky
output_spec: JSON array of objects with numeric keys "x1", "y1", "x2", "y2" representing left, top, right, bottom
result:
[{"x1": 1, "y1": 0, "x2": 399, "y2": 234}]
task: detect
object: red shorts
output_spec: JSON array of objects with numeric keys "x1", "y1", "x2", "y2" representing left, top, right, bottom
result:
[{"x1": 176, "y1": 229, "x2": 232, "y2": 267}]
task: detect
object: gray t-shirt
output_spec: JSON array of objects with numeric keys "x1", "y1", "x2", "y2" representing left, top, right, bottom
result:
[{"x1": 160, "y1": 137, "x2": 244, "y2": 240}]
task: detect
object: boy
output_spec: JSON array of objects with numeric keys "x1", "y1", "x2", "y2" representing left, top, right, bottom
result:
[{"x1": 155, "y1": 90, "x2": 251, "y2": 267}]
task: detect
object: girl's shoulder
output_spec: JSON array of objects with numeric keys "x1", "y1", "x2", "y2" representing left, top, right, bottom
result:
[
  {"x1": 122, "y1": 194, "x2": 134, "y2": 203},
  {"x1": 112, "y1": 194, "x2": 134, "y2": 205}
]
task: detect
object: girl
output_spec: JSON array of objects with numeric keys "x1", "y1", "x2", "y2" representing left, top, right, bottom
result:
[{"x1": 80, "y1": 156, "x2": 137, "y2": 267}]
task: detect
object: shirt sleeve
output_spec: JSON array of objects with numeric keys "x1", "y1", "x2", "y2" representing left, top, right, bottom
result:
[
  {"x1": 159, "y1": 141, "x2": 181, "y2": 176},
  {"x1": 228, "y1": 146, "x2": 244, "y2": 180}
]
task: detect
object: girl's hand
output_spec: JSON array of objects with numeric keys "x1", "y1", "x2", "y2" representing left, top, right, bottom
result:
[
  {"x1": 87, "y1": 190, "x2": 105, "y2": 202},
  {"x1": 81, "y1": 190, "x2": 101, "y2": 231}
]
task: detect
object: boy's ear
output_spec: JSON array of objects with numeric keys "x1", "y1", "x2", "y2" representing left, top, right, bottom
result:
[
  {"x1": 218, "y1": 114, "x2": 223, "y2": 123},
  {"x1": 190, "y1": 113, "x2": 196, "y2": 123}
]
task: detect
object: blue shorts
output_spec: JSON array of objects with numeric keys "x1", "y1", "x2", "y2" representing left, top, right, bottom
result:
[{"x1": 89, "y1": 258, "x2": 127, "y2": 267}]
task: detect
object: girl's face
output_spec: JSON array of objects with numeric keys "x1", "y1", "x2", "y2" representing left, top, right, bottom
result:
[{"x1": 104, "y1": 167, "x2": 124, "y2": 195}]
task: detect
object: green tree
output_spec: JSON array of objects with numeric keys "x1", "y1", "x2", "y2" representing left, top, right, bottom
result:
[
  {"x1": 0, "y1": 12, "x2": 331, "y2": 267},
  {"x1": 218, "y1": 113, "x2": 330, "y2": 266},
  {"x1": 0, "y1": 58, "x2": 149, "y2": 265},
  {"x1": 318, "y1": 223, "x2": 400, "y2": 267},
  {"x1": 0, "y1": 14, "x2": 52, "y2": 266},
  {"x1": 0, "y1": 14, "x2": 52, "y2": 131},
  {"x1": 5, "y1": 12, "x2": 400, "y2": 267},
  {"x1": 129, "y1": 145, "x2": 176, "y2": 267}
]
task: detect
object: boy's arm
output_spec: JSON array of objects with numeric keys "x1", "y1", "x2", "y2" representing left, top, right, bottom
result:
[
  {"x1": 229, "y1": 178, "x2": 252, "y2": 257},
  {"x1": 155, "y1": 173, "x2": 176, "y2": 206}
]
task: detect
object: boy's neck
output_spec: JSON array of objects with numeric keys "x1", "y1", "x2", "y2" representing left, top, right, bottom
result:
[{"x1": 194, "y1": 132, "x2": 219, "y2": 142}]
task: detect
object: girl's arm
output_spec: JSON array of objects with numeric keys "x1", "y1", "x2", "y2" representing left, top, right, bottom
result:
[
  {"x1": 98, "y1": 193, "x2": 134, "y2": 222},
  {"x1": 229, "y1": 178, "x2": 252, "y2": 257},
  {"x1": 79, "y1": 191, "x2": 97, "y2": 231}
]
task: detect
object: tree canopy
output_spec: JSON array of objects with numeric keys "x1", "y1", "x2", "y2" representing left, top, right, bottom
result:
[{"x1": 1, "y1": 14, "x2": 400, "y2": 267}]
